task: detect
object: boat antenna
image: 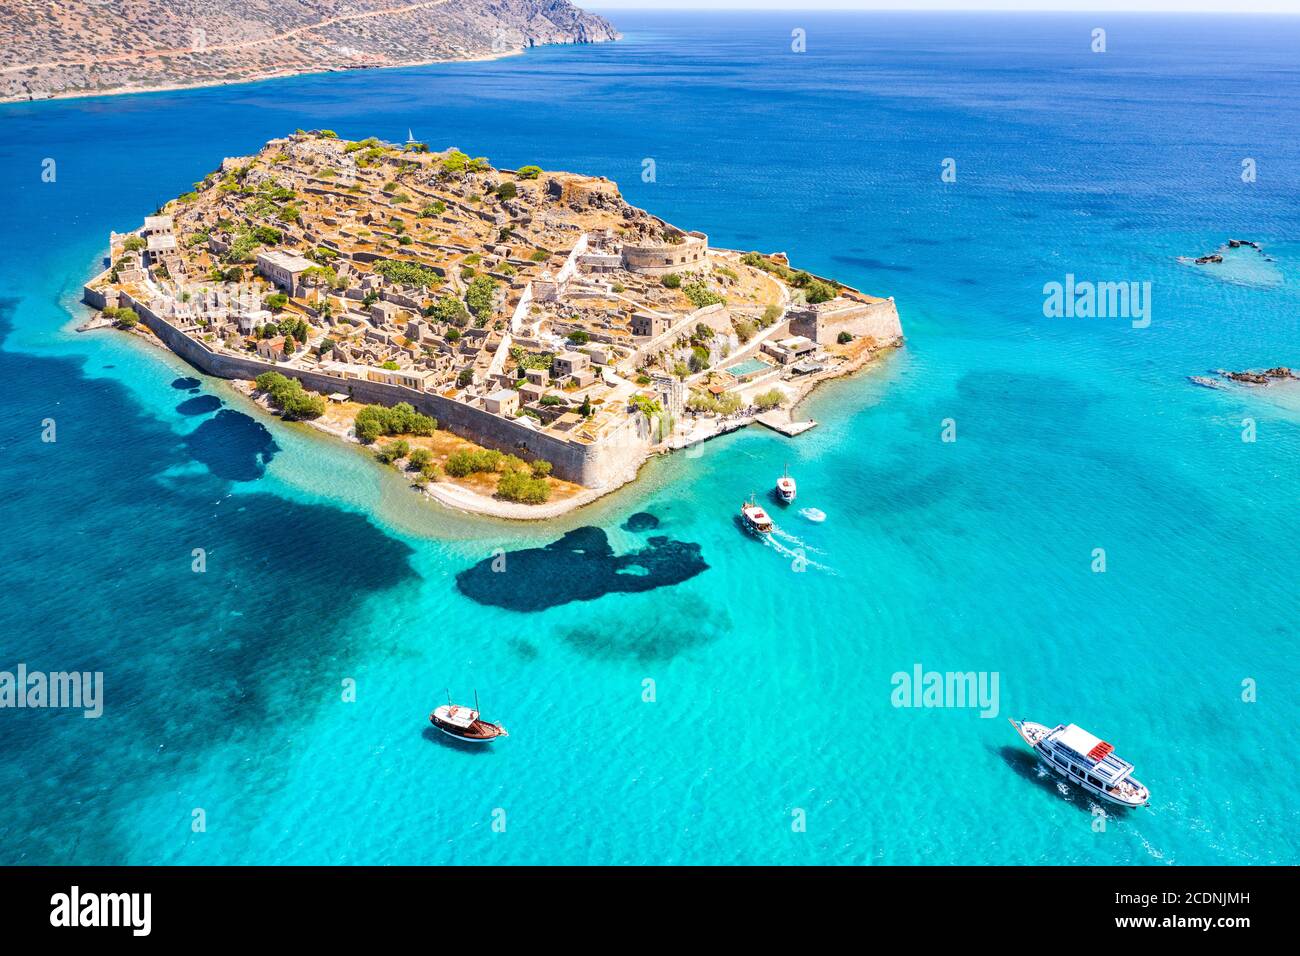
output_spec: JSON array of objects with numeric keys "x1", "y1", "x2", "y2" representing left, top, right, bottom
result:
[
  {"x1": 474, "y1": 689, "x2": 480, "y2": 712},
  {"x1": 446, "y1": 688, "x2": 451, "y2": 707}
]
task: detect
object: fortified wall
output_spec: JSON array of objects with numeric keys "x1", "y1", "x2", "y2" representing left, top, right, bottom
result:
[
  {"x1": 788, "y1": 297, "x2": 903, "y2": 347},
  {"x1": 621, "y1": 232, "x2": 709, "y2": 276},
  {"x1": 94, "y1": 284, "x2": 646, "y2": 488}
]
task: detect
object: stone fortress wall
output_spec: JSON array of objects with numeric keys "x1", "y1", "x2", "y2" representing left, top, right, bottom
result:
[
  {"x1": 788, "y1": 297, "x2": 903, "y2": 346},
  {"x1": 93, "y1": 280, "x2": 647, "y2": 488},
  {"x1": 621, "y1": 231, "x2": 709, "y2": 276}
]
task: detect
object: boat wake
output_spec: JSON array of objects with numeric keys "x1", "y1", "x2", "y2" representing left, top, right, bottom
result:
[
  {"x1": 763, "y1": 533, "x2": 836, "y2": 574},
  {"x1": 799, "y1": 507, "x2": 826, "y2": 523},
  {"x1": 772, "y1": 526, "x2": 825, "y2": 554}
]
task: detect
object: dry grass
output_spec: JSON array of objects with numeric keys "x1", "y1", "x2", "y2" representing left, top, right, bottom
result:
[{"x1": 320, "y1": 398, "x2": 583, "y2": 502}]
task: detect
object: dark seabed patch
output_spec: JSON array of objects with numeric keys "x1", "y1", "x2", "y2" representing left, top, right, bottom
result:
[
  {"x1": 830, "y1": 255, "x2": 914, "y2": 274},
  {"x1": 176, "y1": 394, "x2": 223, "y2": 416},
  {"x1": 508, "y1": 637, "x2": 540, "y2": 661},
  {"x1": 456, "y1": 526, "x2": 707, "y2": 611},
  {"x1": 557, "y1": 595, "x2": 732, "y2": 662},
  {"x1": 956, "y1": 278, "x2": 980, "y2": 286},
  {"x1": 171, "y1": 376, "x2": 201, "y2": 389},
  {"x1": 622, "y1": 511, "x2": 660, "y2": 532},
  {"x1": 0, "y1": 302, "x2": 417, "y2": 864},
  {"x1": 185, "y1": 409, "x2": 278, "y2": 481}
]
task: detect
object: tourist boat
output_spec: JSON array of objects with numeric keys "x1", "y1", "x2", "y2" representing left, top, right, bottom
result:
[
  {"x1": 430, "y1": 691, "x2": 508, "y2": 743},
  {"x1": 740, "y1": 495, "x2": 774, "y2": 535},
  {"x1": 775, "y1": 465, "x2": 797, "y2": 504},
  {"x1": 1010, "y1": 719, "x2": 1149, "y2": 807}
]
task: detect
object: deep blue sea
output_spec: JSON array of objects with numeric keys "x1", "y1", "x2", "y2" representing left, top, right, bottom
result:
[{"x1": 1, "y1": 11, "x2": 1297, "y2": 865}]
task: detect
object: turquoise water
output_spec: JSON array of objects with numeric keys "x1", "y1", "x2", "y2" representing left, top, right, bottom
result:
[{"x1": 1, "y1": 12, "x2": 1297, "y2": 865}]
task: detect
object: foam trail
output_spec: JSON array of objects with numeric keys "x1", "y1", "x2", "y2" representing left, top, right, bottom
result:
[
  {"x1": 772, "y1": 526, "x2": 825, "y2": 554},
  {"x1": 764, "y1": 534, "x2": 836, "y2": 574}
]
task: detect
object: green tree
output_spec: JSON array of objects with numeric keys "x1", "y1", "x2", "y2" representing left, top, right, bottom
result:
[
  {"x1": 804, "y1": 280, "x2": 836, "y2": 304},
  {"x1": 464, "y1": 275, "x2": 498, "y2": 317}
]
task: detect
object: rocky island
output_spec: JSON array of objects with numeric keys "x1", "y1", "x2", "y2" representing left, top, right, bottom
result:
[
  {"x1": 0, "y1": 0, "x2": 619, "y2": 102},
  {"x1": 82, "y1": 130, "x2": 902, "y2": 518}
]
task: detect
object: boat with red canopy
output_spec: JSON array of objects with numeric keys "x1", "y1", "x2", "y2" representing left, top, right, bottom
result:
[{"x1": 1010, "y1": 718, "x2": 1149, "y2": 807}]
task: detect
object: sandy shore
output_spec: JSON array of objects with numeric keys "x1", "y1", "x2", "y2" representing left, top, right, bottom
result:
[{"x1": 80, "y1": 301, "x2": 900, "y2": 525}]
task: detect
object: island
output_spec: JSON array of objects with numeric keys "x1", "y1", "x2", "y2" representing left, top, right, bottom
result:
[
  {"x1": 1, "y1": 0, "x2": 618, "y2": 103},
  {"x1": 82, "y1": 129, "x2": 903, "y2": 518}
]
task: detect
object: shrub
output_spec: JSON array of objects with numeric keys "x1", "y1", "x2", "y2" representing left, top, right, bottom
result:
[
  {"x1": 804, "y1": 280, "x2": 836, "y2": 304},
  {"x1": 353, "y1": 402, "x2": 436, "y2": 443},
  {"x1": 374, "y1": 260, "x2": 443, "y2": 289},
  {"x1": 567, "y1": 330, "x2": 590, "y2": 345},
  {"x1": 426, "y1": 297, "x2": 469, "y2": 326},
  {"x1": 754, "y1": 388, "x2": 784, "y2": 410},
  {"x1": 529, "y1": 249, "x2": 549, "y2": 263},
  {"x1": 253, "y1": 371, "x2": 325, "y2": 420},
  {"x1": 661, "y1": 273, "x2": 682, "y2": 289},
  {"x1": 496, "y1": 469, "x2": 551, "y2": 504},
  {"x1": 496, "y1": 181, "x2": 517, "y2": 200},
  {"x1": 760, "y1": 304, "x2": 783, "y2": 327},
  {"x1": 464, "y1": 275, "x2": 498, "y2": 317},
  {"x1": 374, "y1": 440, "x2": 409, "y2": 464},
  {"x1": 517, "y1": 165, "x2": 542, "y2": 180},
  {"x1": 683, "y1": 281, "x2": 724, "y2": 309},
  {"x1": 689, "y1": 345, "x2": 710, "y2": 373},
  {"x1": 420, "y1": 200, "x2": 447, "y2": 218},
  {"x1": 837, "y1": 330, "x2": 854, "y2": 344},
  {"x1": 445, "y1": 448, "x2": 503, "y2": 477},
  {"x1": 407, "y1": 448, "x2": 434, "y2": 471},
  {"x1": 530, "y1": 460, "x2": 552, "y2": 479}
]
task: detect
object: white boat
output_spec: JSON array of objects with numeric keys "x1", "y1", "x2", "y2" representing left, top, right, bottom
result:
[
  {"x1": 430, "y1": 691, "x2": 508, "y2": 743},
  {"x1": 1010, "y1": 719, "x2": 1149, "y2": 807},
  {"x1": 740, "y1": 495, "x2": 774, "y2": 535},
  {"x1": 775, "y1": 465, "x2": 797, "y2": 504}
]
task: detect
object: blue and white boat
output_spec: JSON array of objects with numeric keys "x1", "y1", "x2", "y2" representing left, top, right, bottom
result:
[{"x1": 1010, "y1": 719, "x2": 1150, "y2": 807}]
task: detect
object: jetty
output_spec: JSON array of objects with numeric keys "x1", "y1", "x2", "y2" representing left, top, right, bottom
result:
[{"x1": 756, "y1": 411, "x2": 817, "y2": 437}]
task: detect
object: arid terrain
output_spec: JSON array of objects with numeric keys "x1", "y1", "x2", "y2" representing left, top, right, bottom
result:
[{"x1": 0, "y1": 0, "x2": 619, "y2": 102}]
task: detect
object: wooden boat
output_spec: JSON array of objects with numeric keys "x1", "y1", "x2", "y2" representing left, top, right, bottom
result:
[
  {"x1": 430, "y1": 691, "x2": 508, "y2": 743},
  {"x1": 775, "y1": 464, "x2": 797, "y2": 504},
  {"x1": 740, "y1": 495, "x2": 774, "y2": 535}
]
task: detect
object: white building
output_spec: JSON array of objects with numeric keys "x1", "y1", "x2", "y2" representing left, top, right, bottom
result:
[{"x1": 256, "y1": 249, "x2": 315, "y2": 292}]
